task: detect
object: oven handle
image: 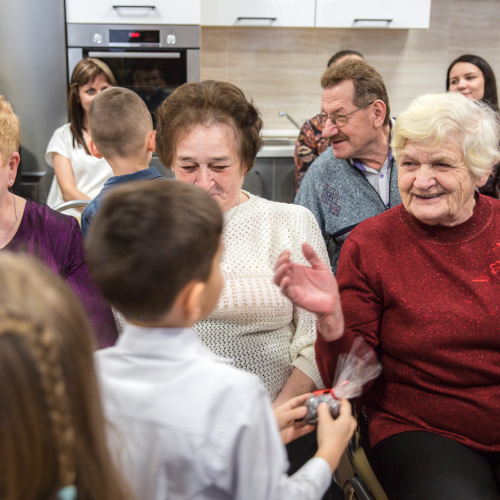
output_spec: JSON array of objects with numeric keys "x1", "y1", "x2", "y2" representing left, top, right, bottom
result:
[
  {"x1": 88, "y1": 51, "x2": 181, "y2": 59},
  {"x1": 113, "y1": 5, "x2": 156, "y2": 9}
]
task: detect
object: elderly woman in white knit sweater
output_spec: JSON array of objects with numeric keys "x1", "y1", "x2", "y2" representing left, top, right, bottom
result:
[{"x1": 156, "y1": 81, "x2": 329, "y2": 406}]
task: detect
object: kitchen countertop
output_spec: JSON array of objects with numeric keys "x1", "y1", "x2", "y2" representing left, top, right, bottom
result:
[{"x1": 258, "y1": 129, "x2": 297, "y2": 157}]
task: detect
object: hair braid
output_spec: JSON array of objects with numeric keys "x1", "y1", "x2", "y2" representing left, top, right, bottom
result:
[{"x1": 0, "y1": 317, "x2": 76, "y2": 492}]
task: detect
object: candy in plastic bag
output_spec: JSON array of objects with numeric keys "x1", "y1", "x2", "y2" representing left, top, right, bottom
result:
[{"x1": 305, "y1": 337, "x2": 382, "y2": 424}]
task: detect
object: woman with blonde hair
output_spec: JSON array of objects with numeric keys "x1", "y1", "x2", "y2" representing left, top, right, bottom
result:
[
  {"x1": 46, "y1": 58, "x2": 116, "y2": 216},
  {"x1": 0, "y1": 252, "x2": 131, "y2": 500},
  {"x1": 0, "y1": 94, "x2": 117, "y2": 347}
]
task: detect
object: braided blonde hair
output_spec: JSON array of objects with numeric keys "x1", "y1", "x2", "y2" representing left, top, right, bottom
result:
[{"x1": 0, "y1": 253, "x2": 132, "y2": 500}]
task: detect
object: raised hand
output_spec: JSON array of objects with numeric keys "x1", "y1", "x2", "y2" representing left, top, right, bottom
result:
[{"x1": 274, "y1": 242, "x2": 344, "y2": 340}]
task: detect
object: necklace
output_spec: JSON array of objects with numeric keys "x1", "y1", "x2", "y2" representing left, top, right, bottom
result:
[{"x1": 0, "y1": 193, "x2": 18, "y2": 247}]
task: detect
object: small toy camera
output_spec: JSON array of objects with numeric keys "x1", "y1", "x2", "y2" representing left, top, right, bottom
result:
[{"x1": 304, "y1": 389, "x2": 340, "y2": 425}]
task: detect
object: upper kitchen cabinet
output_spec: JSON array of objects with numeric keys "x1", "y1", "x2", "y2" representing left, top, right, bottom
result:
[
  {"x1": 316, "y1": 0, "x2": 431, "y2": 29},
  {"x1": 65, "y1": 0, "x2": 200, "y2": 25},
  {"x1": 201, "y1": 0, "x2": 316, "y2": 28}
]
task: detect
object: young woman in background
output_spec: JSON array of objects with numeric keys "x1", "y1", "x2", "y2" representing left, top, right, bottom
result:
[
  {"x1": 447, "y1": 54, "x2": 500, "y2": 197},
  {"x1": 46, "y1": 58, "x2": 116, "y2": 215}
]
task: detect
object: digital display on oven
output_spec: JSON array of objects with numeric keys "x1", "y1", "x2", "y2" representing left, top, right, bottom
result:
[{"x1": 109, "y1": 30, "x2": 160, "y2": 44}]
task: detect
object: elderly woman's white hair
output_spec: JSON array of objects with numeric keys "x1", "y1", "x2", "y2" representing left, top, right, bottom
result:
[{"x1": 392, "y1": 92, "x2": 500, "y2": 178}]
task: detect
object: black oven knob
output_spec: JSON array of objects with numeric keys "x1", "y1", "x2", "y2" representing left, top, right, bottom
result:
[
  {"x1": 92, "y1": 33, "x2": 103, "y2": 45},
  {"x1": 166, "y1": 34, "x2": 177, "y2": 45}
]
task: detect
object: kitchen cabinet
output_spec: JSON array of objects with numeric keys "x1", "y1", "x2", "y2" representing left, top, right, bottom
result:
[
  {"x1": 201, "y1": 0, "x2": 315, "y2": 28},
  {"x1": 316, "y1": 0, "x2": 431, "y2": 29},
  {"x1": 65, "y1": 0, "x2": 200, "y2": 25}
]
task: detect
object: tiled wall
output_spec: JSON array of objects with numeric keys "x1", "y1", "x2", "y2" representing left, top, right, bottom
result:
[{"x1": 201, "y1": 0, "x2": 500, "y2": 130}]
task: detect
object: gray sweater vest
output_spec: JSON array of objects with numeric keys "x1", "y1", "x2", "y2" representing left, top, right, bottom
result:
[{"x1": 295, "y1": 147, "x2": 402, "y2": 272}]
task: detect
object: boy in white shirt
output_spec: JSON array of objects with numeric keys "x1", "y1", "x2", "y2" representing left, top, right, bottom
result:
[{"x1": 87, "y1": 181, "x2": 355, "y2": 500}]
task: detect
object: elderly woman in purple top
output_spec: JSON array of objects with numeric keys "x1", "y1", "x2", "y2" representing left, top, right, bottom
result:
[{"x1": 0, "y1": 95, "x2": 117, "y2": 348}]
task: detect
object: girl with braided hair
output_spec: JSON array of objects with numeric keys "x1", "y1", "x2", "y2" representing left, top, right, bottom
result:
[{"x1": 0, "y1": 253, "x2": 131, "y2": 500}]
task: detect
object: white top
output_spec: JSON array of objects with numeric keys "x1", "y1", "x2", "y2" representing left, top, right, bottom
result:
[
  {"x1": 45, "y1": 123, "x2": 113, "y2": 216},
  {"x1": 95, "y1": 324, "x2": 332, "y2": 500},
  {"x1": 194, "y1": 193, "x2": 329, "y2": 400}
]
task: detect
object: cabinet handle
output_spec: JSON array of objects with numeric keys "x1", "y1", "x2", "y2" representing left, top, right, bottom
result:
[
  {"x1": 236, "y1": 17, "x2": 278, "y2": 22},
  {"x1": 88, "y1": 51, "x2": 180, "y2": 59},
  {"x1": 236, "y1": 16, "x2": 277, "y2": 21},
  {"x1": 354, "y1": 18, "x2": 393, "y2": 23},
  {"x1": 113, "y1": 5, "x2": 156, "y2": 9}
]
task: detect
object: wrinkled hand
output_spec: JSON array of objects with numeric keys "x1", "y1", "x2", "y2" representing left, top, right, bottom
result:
[
  {"x1": 273, "y1": 393, "x2": 315, "y2": 444},
  {"x1": 274, "y1": 242, "x2": 344, "y2": 340}
]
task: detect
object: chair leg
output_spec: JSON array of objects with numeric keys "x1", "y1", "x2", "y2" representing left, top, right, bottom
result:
[{"x1": 343, "y1": 476, "x2": 375, "y2": 500}]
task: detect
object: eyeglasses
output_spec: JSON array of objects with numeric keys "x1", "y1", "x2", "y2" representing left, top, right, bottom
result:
[{"x1": 315, "y1": 101, "x2": 375, "y2": 127}]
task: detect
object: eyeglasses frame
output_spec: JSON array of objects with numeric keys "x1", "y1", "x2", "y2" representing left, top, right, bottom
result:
[{"x1": 315, "y1": 101, "x2": 376, "y2": 128}]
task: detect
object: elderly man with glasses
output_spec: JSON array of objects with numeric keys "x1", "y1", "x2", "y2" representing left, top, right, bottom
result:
[{"x1": 295, "y1": 59, "x2": 401, "y2": 272}]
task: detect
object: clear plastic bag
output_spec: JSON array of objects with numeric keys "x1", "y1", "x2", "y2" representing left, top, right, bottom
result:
[{"x1": 305, "y1": 337, "x2": 382, "y2": 424}]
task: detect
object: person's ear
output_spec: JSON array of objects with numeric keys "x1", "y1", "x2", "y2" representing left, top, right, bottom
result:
[
  {"x1": 476, "y1": 170, "x2": 491, "y2": 189},
  {"x1": 6, "y1": 152, "x2": 20, "y2": 186},
  {"x1": 175, "y1": 281, "x2": 206, "y2": 324},
  {"x1": 88, "y1": 138, "x2": 103, "y2": 159},
  {"x1": 372, "y1": 100, "x2": 386, "y2": 128},
  {"x1": 147, "y1": 130, "x2": 156, "y2": 153}
]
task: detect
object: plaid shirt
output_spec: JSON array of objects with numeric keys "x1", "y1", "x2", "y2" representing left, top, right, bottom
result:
[{"x1": 294, "y1": 116, "x2": 329, "y2": 193}]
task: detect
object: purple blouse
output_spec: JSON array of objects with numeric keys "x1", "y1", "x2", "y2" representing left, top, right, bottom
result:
[{"x1": 5, "y1": 200, "x2": 118, "y2": 348}]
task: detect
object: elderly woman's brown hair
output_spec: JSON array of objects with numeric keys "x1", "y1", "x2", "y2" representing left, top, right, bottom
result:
[
  {"x1": 155, "y1": 80, "x2": 263, "y2": 174},
  {"x1": 0, "y1": 253, "x2": 131, "y2": 500},
  {"x1": 321, "y1": 59, "x2": 391, "y2": 126},
  {"x1": 68, "y1": 58, "x2": 117, "y2": 154}
]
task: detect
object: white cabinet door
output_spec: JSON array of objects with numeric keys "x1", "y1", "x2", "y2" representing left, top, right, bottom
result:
[
  {"x1": 66, "y1": 0, "x2": 200, "y2": 25},
  {"x1": 316, "y1": 0, "x2": 431, "y2": 29},
  {"x1": 201, "y1": 0, "x2": 315, "y2": 27}
]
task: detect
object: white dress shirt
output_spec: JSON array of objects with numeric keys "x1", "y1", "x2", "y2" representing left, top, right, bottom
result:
[{"x1": 95, "y1": 324, "x2": 331, "y2": 500}]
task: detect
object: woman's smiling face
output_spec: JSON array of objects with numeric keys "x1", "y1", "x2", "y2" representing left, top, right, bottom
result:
[
  {"x1": 398, "y1": 140, "x2": 488, "y2": 226},
  {"x1": 448, "y1": 62, "x2": 485, "y2": 102}
]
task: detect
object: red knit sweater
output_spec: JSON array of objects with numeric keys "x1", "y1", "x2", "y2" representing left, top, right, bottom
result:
[{"x1": 315, "y1": 195, "x2": 500, "y2": 453}]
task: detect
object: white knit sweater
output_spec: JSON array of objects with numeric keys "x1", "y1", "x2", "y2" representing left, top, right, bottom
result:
[{"x1": 193, "y1": 193, "x2": 330, "y2": 400}]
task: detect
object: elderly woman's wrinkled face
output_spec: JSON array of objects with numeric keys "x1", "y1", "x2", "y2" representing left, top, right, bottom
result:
[
  {"x1": 172, "y1": 123, "x2": 246, "y2": 213},
  {"x1": 448, "y1": 62, "x2": 485, "y2": 102},
  {"x1": 398, "y1": 140, "x2": 488, "y2": 226}
]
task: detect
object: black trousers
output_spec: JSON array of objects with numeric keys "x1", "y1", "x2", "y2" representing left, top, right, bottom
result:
[
  {"x1": 364, "y1": 430, "x2": 500, "y2": 500},
  {"x1": 286, "y1": 429, "x2": 344, "y2": 500}
]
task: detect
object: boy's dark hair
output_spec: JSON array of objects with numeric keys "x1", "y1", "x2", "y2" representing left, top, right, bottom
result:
[{"x1": 86, "y1": 181, "x2": 223, "y2": 323}]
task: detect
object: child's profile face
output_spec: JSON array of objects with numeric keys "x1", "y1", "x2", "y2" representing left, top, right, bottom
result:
[{"x1": 199, "y1": 239, "x2": 224, "y2": 320}]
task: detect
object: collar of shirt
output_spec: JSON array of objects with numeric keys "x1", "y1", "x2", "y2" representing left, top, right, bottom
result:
[
  {"x1": 115, "y1": 323, "x2": 232, "y2": 364},
  {"x1": 350, "y1": 150, "x2": 394, "y2": 208}
]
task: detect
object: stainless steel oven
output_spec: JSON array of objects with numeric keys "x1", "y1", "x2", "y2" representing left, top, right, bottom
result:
[{"x1": 67, "y1": 24, "x2": 200, "y2": 119}]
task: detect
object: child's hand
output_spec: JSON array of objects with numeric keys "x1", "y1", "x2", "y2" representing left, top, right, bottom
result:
[
  {"x1": 273, "y1": 393, "x2": 315, "y2": 444},
  {"x1": 315, "y1": 399, "x2": 357, "y2": 472}
]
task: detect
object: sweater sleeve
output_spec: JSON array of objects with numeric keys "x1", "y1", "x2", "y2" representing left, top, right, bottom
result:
[
  {"x1": 315, "y1": 233, "x2": 382, "y2": 388},
  {"x1": 290, "y1": 208, "x2": 331, "y2": 388},
  {"x1": 295, "y1": 161, "x2": 329, "y2": 248},
  {"x1": 62, "y1": 218, "x2": 118, "y2": 348}
]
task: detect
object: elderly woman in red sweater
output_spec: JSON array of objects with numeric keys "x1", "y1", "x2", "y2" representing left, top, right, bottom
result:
[{"x1": 274, "y1": 92, "x2": 500, "y2": 499}]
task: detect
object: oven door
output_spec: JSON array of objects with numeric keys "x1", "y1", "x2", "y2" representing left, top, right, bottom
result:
[{"x1": 68, "y1": 47, "x2": 200, "y2": 119}]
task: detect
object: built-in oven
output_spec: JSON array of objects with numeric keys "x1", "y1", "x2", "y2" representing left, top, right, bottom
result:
[{"x1": 66, "y1": 24, "x2": 200, "y2": 120}]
